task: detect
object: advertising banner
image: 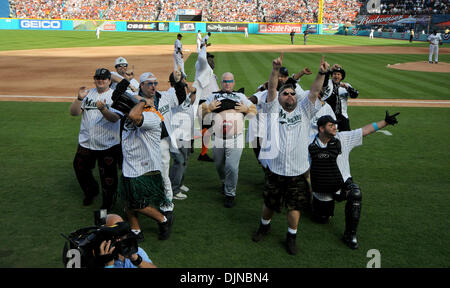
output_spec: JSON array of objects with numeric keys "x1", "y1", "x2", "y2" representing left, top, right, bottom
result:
[
  {"x1": 356, "y1": 15, "x2": 409, "y2": 25},
  {"x1": 206, "y1": 23, "x2": 248, "y2": 32},
  {"x1": 259, "y1": 23, "x2": 301, "y2": 34},
  {"x1": 322, "y1": 23, "x2": 340, "y2": 35},
  {"x1": 74, "y1": 20, "x2": 115, "y2": 31},
  {"x1": 180, "y1": 22, "x2": 196, "y2": 31},
  {"x1": 126, "y1": 22, "x2": 158, "y2": 31},
  {"x1": 20, "y1": 19, "x2": 62, "y2": 30}
]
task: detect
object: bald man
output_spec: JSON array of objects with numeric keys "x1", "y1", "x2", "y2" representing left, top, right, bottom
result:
[{"x1": 99, "y1": 214, "x2": 157, "y2": 268}]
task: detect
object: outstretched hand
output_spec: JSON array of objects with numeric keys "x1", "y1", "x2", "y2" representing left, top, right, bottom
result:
[
  {"x1": 385, "y1": 110, "x2": 400, "y2": 125},
  {"x1": 273, "y1": 53, "x2": 283, "y2": 70},
  {"x1": 319, "y1": 56, "x2": 330, "y2": 73}
]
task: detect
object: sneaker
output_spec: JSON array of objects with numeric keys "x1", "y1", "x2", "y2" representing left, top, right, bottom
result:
[
  {"x1": 198, "y1": 153, "x2": 214, "y2": 162},
  {"x1": 180, "y1": 185, "x2": 189, "y2": 192},
  {"x1": 158, "y1": 213, "x2": 174, "y2": 240},
  {"x1": 429, "y1": 61, "x2": 433, "y2": 64},
  {"x1": 285, "y1": 232, "x2": 298, "y2": 255},
  {"x1": 173, "y1": 192, "x2": 187, "y2": 200},
  {"x1": 435, "y1": 61, "x2": 438, "y2": 64},
  {"x1": 252, "y1": 223, "x2": 271, "y2": 242},
  {"x1": 343, "y1": 232, "x2": 359, "y2": 250},
  {"x1": 224, "y1": 195, "x2": 235, "y2": 208}
]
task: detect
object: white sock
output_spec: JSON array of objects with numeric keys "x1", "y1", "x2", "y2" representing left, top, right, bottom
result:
[
  {"x1": 288, "y1": 227, "x2": 297, "y2": 235},
  {"x1": 162, "y1": 216, "x2": 167, "y2": 223},
  {"x1": 261, "y1": 218, "x2": 271, "y2": 225},
  {"x1": 131, "y1": 229, "x2": 141, "y2": 235}
]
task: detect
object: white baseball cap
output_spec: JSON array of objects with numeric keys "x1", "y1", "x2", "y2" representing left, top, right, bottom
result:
[
  {"x1": 115, "y1": 57, "x2": 128, "y2": 67},
  {"x1": 139, "y1": 72, "x2": 157, "y2": 84}
]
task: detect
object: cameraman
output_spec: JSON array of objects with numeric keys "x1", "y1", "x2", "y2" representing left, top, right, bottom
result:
[{"x1": 99, "y1": 214, "x2": 156, "y2": 268}]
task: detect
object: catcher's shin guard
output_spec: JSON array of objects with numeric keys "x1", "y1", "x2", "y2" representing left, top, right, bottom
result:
[{"x1": 343, "y1": 183, "x2": 362, "y2": 249}]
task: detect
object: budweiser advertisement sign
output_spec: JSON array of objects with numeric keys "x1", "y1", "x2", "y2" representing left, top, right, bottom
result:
[
  {"x1": 259, "y1": 23, "x2": 302, "y2": 34},
  {"x1": 356, "y1": 15, "x2": 408, "y2": 25}
]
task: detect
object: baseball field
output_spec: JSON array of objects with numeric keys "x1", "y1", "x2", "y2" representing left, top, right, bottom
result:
[{"x1": 0, "y1": 30, "x2": 449, "y2": 268}]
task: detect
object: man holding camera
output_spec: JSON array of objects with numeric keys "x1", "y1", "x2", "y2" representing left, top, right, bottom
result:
[{"x1": 99, "y1": 214, "x2": 156, "y2": 268}]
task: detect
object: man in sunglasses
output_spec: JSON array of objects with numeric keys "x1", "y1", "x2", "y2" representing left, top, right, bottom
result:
[
  {"x1": 201, "y1": 72, "x2": 257, "y2": 208},
  {"x1": 69, "y1": 68, "x2": 122, "y2": 211},
  {"x1": 110, "y1": 57, "x2": 139, "y2": 96},
  {"x1": 252, "y1": 54, "x2": 329, "y2": 255}
]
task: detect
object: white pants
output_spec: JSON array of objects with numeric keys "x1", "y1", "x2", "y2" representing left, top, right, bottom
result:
[
  {"x1": 197, "y1": 40, "x2": 201, "y2": 52},
  {"x1": 369, "y1": 32, "x2": 373, "y2": 39},
  {"x1": 429, "y1": 44, "x2": 439, "y2": 62},
  {"x1": 160, "y1": 137, "x2": 174, "y2": 212},
  {"x1": 174, "y1": 52, "x2": 185, "y2": 76}
]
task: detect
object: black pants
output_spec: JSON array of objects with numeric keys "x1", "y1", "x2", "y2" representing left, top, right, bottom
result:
[{"x1": 73, "y1": 144, "x2": 121, "y2": 209}]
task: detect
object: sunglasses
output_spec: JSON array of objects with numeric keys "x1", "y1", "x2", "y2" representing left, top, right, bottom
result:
[
  {"x1": 115, "y1": 64, "x2": 128, "y2": 68},
  {"x1": 282, "y1": 91, "x2": 296, "y2": 96},
  {"x1": 146, "y1": 81, "x2": 158, "y2": 86},
  {"x1": 93, "y1": 76, "x2": 109, "y2": 80},
  {"x1": 222, "y1": 80, "x2": 234, "y2": 83}
]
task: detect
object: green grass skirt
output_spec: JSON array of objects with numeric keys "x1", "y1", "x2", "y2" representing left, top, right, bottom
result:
[{"x1": 118, "y1": 172, "x2": 170, "y2": 210}]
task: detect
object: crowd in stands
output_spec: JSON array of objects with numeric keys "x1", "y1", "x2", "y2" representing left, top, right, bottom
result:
[
  {"x1": 7, "y1": 0, "x2": 450, "y2": 23},
  {"x1": 376, "y1": 0, "x2": 449, "y2": 15},
  {"x1": 8, "y1": 0, "x2": 366, "y2": 23}
]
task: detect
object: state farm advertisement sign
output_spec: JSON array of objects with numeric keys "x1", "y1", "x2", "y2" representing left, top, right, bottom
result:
[
  {"x1": 356, "y1": 15, "x2": 408, "y2": 25},
  {"x1": 259, "y1": 24, "x2": 302, "y2": 34}
]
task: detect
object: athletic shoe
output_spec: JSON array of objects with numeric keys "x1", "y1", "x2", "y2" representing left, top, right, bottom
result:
[
  {"x1": 180, "y1": 185, "x2": 189, "y2": 192},
  {"x1": 343, "y1": 232, "x2": 359, "y2": 250},
  {"x1": 429, "y1": 61, "x2": 433, "y2": 64},
  {"x1": 435, "y1": 61, "x2": 438, "y2": 64},
  {"x1": 158, "y1": 212, "x2": 174, "y2": 240},
  {"x1": 224, "y1": 195, "x2": 235, "y2": 208},
  {"x1": 252, "y1": 223, "x2": 271, "y2": 242},
  {"x1": 173, "y1": 191, "x2": 187, "y2": 200},
  {"x1": 198, "y1": 154, "x2": 214, "y2": 162},
  {"x1": 285, "y1": 232, "x2": 298, "y2": 255}
]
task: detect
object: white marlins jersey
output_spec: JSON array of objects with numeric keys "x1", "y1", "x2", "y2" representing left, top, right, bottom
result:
[
  {"x1": 121, "y1": 109, "x2": 163, "y2": 178},
  {"x1": 260, "y1": 96, "x2": 321, "y2": 177},
  {"x1": 78, "y1": 88, "x2": 120, "y2": 150},
  {"x1": 428, "y1": 33, "x2": 442, "y2": 45},
  {"x1": 174, "y1": 39, "x2": 182, "y2": 54}
]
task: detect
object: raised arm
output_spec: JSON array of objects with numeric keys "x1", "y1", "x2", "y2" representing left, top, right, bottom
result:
[
  {"x1": 308, "y1": 56, "x2": 330, "y2": 103},
  {"x1": 69, "y1": 87, "x2": 89, "y2": 116},
  {"x1": 267, "y1": 53, "x2": 283, "y2": 103},
  {"x1": 362, "y1": 111, "x2": 400, "y2": 137}
]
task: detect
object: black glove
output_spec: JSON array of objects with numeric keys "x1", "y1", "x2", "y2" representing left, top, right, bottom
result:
[
  {"x1": 385, "y1": 110, "x2": 400, "y2": 125},
  {"x1": 347, "y1": 86, "x2": 359, "y2": 98}
]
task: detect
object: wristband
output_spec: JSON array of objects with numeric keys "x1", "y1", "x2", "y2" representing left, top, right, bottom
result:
[
  {"x1": 372, "y1": 122, "x2": 379, "y2": 131},
  {"x1": 105, "y1": 265, "x2": 114, "y2": 268},
  {"x1": 131, "y1": 254, "x2": 142, "y2": 267}
]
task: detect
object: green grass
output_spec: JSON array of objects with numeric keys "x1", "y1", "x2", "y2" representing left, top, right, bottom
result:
[
  {"x1": 0, "y1": 30, "x2": 435, "y2": 51},
  {"x1": 185, "y1": 52, "x2": 450, "y2": 100},
  {"x1": 0, "y1": 103, "x2": 449, "y2": 267}
]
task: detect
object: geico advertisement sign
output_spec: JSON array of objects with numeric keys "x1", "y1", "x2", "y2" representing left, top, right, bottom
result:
[
  {"x1": 259, "y1": 24, "x2": 302, "y2": 33},
  {"x1": 20, "y1": 20, "x2": 62, "y2": 29}
]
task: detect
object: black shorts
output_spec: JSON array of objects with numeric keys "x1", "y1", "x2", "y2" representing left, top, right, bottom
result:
[{"x1": 263, "y1": 169, "x2": 310, "y2": 212}]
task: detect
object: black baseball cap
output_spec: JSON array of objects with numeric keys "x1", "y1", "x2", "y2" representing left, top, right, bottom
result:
[
  {"x1": 177, "y1": 33, "x2": 183, "y2": 37},
  {"x1": 317, "y1": 115, "x2": 339, "y2": 127},
  {"x1": 94, "y1": 68, "x2": 111, "y2": 79},
  {"x1": 279, "y1": 67, "x2": 289, "y2": 76}
]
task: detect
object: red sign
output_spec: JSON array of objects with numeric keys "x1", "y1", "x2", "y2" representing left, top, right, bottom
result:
[
  {"x1": 103, "y1": 23, "x2": 116, "y2": 31},
  {"x1": 356, "y1": 15, "x2": 408, "y2": 25},
  {"x1": 259, "y1": 23, "x2": 302, "y2": 34}
]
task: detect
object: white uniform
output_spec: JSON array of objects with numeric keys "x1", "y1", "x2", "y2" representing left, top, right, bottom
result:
[
  {"x1": 244, "y1": 27, "x2": 248, "y2": 38},
  {"x1": 121, "y1": 110, "x2": 162, "y2": 178},
  {"x1": 174, "y1": 38, "x2": 185, "y2": 76},
  {"x1": 197, "y1": 32, "x2": 202, "y2": 52},
  {"x1": 96, "y1": 27, "x2": 101, "y2": 39},
  {"x1": 110, "y1": 72, "x2": 139, "y2": 96},
  {"x1": 78, "y1": 88, "x2": 120, "y2": 150},
  {"x1": 428, "y1": 33, "x2": 442, "y2": 63},
  {"x1": 202, "y1": 34, "x2": 209, "y2": 46},
  {"x1": 310, "y1": 129, "x2": 363, "y2": 201},
  {"x1": 369, "y1": 29, "x2": 374, "y2": 39},
  {"x1": 260, "y1": 96, "x2": 321, "y2": 176}
]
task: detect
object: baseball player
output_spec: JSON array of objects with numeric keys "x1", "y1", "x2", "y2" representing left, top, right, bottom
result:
[
  {"x1": 110, "y1": 57, "x2": 139, "y2": 96},
  {"x1": 197, "y1": 30, "x2": 202, "y2": 52},
  {"x1": 202, "y1": 32, "x2": 211, "y2": 47},
  {"x1": 428, "y1": 30, "x2": 442, "y2": 64},
  {"x1": 244, "y1": 27, "x2": 248, "y2": 38},
  {"x1": 174, "y1": 34, "x2": 186, "y2": 77},
  {"x1": 117, "y1": 85, "x2": 174, "y2": 241},
  {"x1": 96, "y1": 26, "x2": 101, "y2": 40},
  {"x1": 252, "y1": 54, "x2": 327, "y2": 255},
  {"x1": 304, "y1": 29, "x2": 308, "y2": 45},
  {"x1": 69, "y1": 68, "x2": 122, "y2": 211},
  {"x1": 321, "y1": 64, "x2": 359, "y2": 131},
  {"x1": 309, "y1": 111, "x2": 400, "y2": 249},
  {"x1": 369, "y1": 28, "x2": 374, "y2": 39},
  {"x1": 193, "y1": 43, "x2": 219, "y2": 162},
  {"x1": 201, "y1": 72, "x2": 257, "y2": 208},
  {"x1": 290, "y1": 30, "x2": 295, "y2": 45}
]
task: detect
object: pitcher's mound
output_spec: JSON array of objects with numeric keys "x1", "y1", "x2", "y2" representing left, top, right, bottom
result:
[{"x1": 387, "y1": 61, "x2": 450, "y2": 73}]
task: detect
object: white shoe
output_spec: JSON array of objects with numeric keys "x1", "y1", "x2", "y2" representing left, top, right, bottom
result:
[
  {"x1": 180, "y1": 185, "x2": 190, "y2": 192},
  {"x1": 173, "y1": 192, "x2": 187, "y2": 200}
]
